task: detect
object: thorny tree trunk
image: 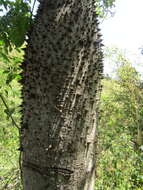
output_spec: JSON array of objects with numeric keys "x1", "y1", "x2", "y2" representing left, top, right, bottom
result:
[{"x1": 20, "y1": 0, "x2": 103, "y2": 189}]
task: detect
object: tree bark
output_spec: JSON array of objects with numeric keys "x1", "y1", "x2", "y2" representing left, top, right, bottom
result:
[{"x1": 20, "y1": 0, "x2": 103, "y2": 189}]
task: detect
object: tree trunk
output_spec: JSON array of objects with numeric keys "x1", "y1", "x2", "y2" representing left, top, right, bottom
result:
[{"x1": 20, "y1": 0, "x2": 103, "y2": 189}]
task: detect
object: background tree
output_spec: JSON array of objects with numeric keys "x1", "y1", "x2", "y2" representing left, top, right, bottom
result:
[{"x1": 95, "y1": 47, "x2": 143, "y2": 190}]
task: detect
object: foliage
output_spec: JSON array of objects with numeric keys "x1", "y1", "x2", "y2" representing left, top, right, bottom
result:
[
  {"x1": 0, "y1": 50, "x2": 22, "y2": 189},
  {"x1": 0, "y1": 0, "x2": 32, "y2": 62},
  {"x1": 95, "y1": 0, "x2": 116, "y2": 18},
  {"x1": 0, "y1": 0, "x2": 31, "y2": 47},
  {"x1": 95, "y1": 49, "x2": 143, "y2": 189}
]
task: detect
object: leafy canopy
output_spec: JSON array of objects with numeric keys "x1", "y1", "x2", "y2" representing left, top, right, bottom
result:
[
  {"x1": 0, "y1": 0, "x2": 32, "y2": 59},
  {"x1": 95, "y1": 0, "x2": 116, "y2": 17}
]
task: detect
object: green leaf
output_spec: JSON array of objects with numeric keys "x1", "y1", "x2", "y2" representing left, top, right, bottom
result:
[
  {"x1": 0, "y1": 0, "x2": 32, "y2": 52},
  {"x1": 6, "y1": 73, "x2": 15, "y2": 84},
  {"x1": 0, "y1": 51, "x2": 10, "y2": 62}
]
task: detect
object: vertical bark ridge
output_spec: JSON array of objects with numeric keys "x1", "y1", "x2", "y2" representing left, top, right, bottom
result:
[{"x1": 21, "y1": 0, "x2": 103, "y2": 189}]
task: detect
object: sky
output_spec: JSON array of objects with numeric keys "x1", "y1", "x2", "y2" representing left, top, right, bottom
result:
[{"x1": 101, "y1": 0, "x2": 143, "y2": 76}]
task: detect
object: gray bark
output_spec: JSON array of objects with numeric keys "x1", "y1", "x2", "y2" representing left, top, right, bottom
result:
[{"x1": 20, "y1": 0, "x2": 103, "y2": 189}]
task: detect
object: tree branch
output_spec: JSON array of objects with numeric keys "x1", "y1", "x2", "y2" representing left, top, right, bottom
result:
[{"x1": 0, "y1": 93, "x2": 20, "y2": 130}]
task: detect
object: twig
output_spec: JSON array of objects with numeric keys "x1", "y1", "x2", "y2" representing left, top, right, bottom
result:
[{"x1": 0, "y1": 93, "x2": 20, "y2": 130}]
